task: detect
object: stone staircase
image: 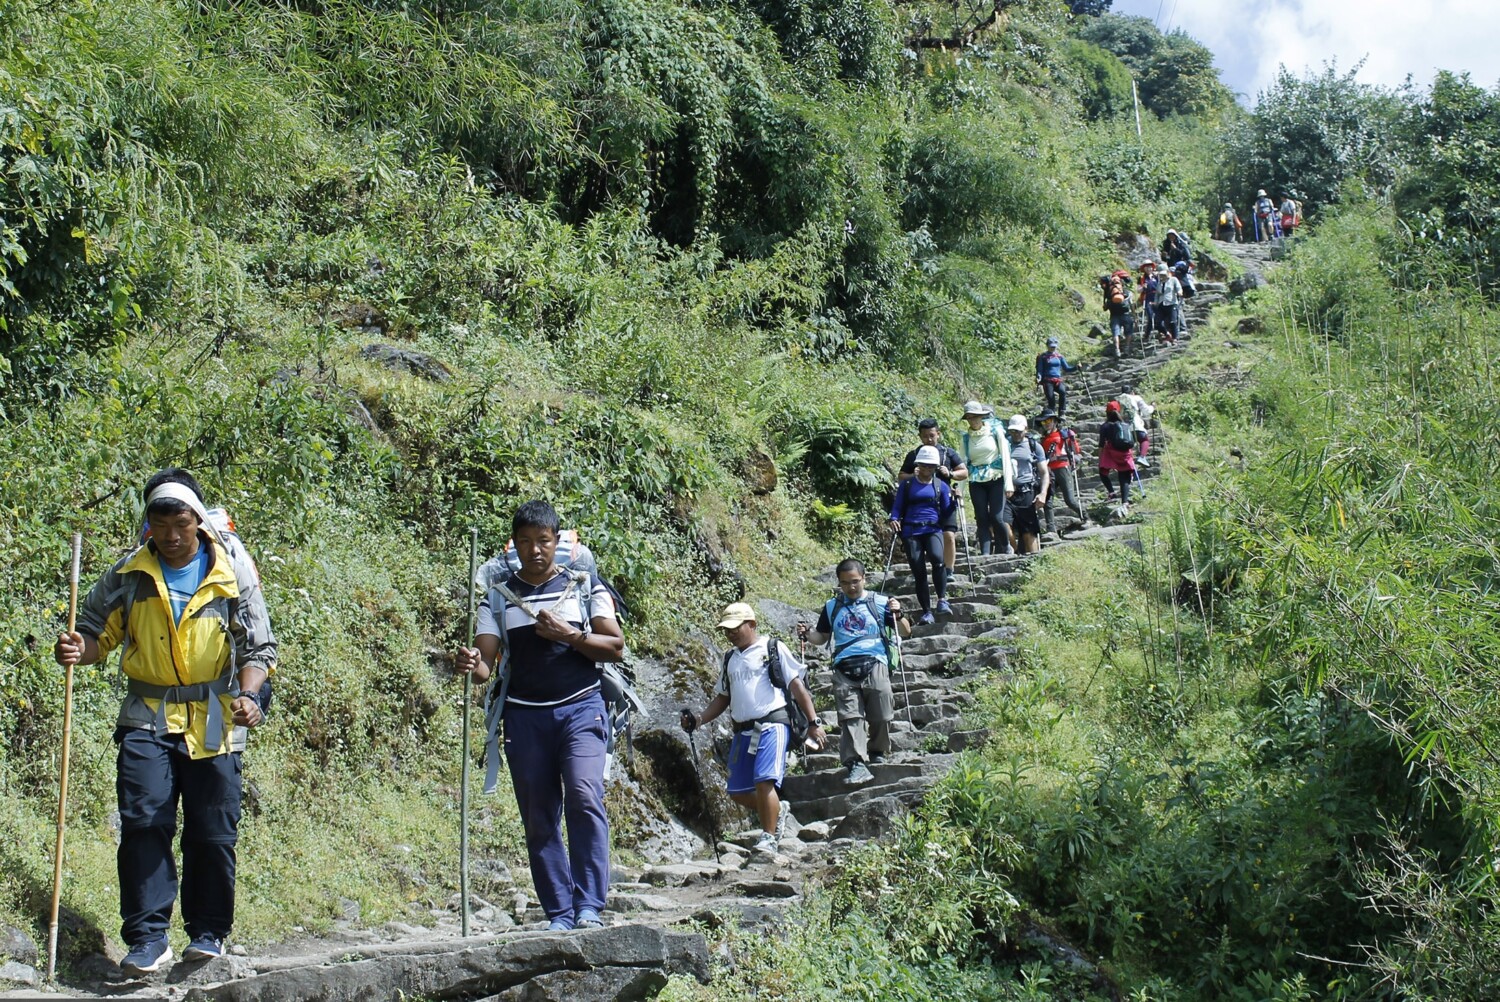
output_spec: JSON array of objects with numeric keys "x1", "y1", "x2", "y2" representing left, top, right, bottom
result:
[{"x1": 31, "y1": 240, "x2": 1272, "y2": 1002}]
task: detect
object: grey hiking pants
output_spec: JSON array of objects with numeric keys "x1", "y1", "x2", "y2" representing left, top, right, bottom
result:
[
  {"x1": 1043, "y1": 466, "x2": 1085, "y2": 532},
  {"x1": 831, "y1": 659, "x2": 893, "y2": 767}
]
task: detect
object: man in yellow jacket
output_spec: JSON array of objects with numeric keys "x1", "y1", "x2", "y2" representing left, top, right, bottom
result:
[{"x1": 54, "y1": 469, "x2": 276, "y2": 975}]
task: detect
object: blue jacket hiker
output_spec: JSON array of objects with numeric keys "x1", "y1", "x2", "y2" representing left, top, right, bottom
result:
[
  {"x1": 54, "y1": 468, "x2": 276, "y2": 975},
  {"x1": 456, "y1": 501, "x2": 625, "y2": 932},
  {"x1": 680, "y1": 603, "x2": 826, "y2": 856},
  {"x1": 1035, "y1": 338, "x2": 1077, "y2": 416},
  {"x1": 799, "y1": 559, "x2": 911, "y2": 787},
  {"x1": 890, "y1": 446, "x2": 958, "y2": 623}
]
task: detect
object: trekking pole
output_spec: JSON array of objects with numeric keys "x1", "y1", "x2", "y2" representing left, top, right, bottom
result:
[
  {"x1": 460, "y1": 527, "x2": 478, "y2": 938},
  {"x1": 47, "y1": 531, "x2": 82, "y2": 983},
  {"x1": 682, "y1": 722, "x2": 721, "y2": 863},
  {"x1": 893, "y1": 624, "x2": 913, "y2": 727},
  {"x1": 880, "y1": 531, "x2": 897, "y2": 593},
  {"x1": 956, "y1": 501, "x2": 975, "y2": 592}
]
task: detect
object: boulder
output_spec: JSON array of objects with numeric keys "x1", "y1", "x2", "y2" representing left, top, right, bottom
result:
[
  {"x1": 740, "y1": 446, "x2": 778, "y2": 495},
  {"x1": 0, "y1": 961, "x2": 39, "y2": 987},
  {"x1": 1228, "y1": 272, "x2": 1264, "y2": 298},
  {"x1": 1236, "y1": 316, "x2": 1264, "y2": 334},
  {"x1": 187, "y1": 926, "x2": 711, "y2": 1002},
  {"x1": 359, "y1": 343, "x2": 453, "y2": 383},
  {"x1": 0, "y1": 927, "x2": 36, "y2": 965},
  {"x1": 484, "y1": 966, "x2": 666, "y2": 1002},
  {"x1": 831, "y1": 788, "x2": 927, "y2": 840}
]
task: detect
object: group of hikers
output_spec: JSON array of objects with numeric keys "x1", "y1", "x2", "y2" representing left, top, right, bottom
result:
[
  {"x1": 1099, "y1": 230, "x2": 1194, "y2": 356},
  {"x1": 1215, "y1": 188, "x2": 1301, "y2": 243},
  {"x1": 51, "y1": 332, "x2": 1160, "y2": 968}
]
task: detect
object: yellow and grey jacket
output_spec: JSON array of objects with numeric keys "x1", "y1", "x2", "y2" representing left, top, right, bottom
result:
[{"x1": 77, "y1": 532, "x2": 277, "y2": 758}]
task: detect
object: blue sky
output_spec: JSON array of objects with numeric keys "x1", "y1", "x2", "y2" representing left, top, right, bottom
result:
[{"x1": 1108, "y1": 0, "x2": 1500, "y2": 105}]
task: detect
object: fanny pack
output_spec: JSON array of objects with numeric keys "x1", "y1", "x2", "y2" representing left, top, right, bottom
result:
[
  {"x1": 835, "y1": 655, "x2": 881, "y2": 683},
  {"x1": 733, "y1": 707, "x2": 791, "y2": 733}
]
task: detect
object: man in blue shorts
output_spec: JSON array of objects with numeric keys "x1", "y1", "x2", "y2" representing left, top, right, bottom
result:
[{"x1": 681, "y1": 603, "x2": 825, "y2": 856}]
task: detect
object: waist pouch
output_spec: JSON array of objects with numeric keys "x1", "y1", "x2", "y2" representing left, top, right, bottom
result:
[
  {"x1": 734, "y1": 707, "x2": 791, "y2": 733},
  {"x1": 836, "y1": 655, "x2": 881, "y2": 683}
]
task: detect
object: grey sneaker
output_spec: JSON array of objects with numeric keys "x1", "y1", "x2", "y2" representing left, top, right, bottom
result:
[
  {"x1": 774, "y1": 806, "x2": 787, "y2": 842},
  {"x1": 752, "y1": 832, "x2": 779, "y2": 856},
  {"x1": 846, "y1": 762, "x2": 874, "y2": 786}
]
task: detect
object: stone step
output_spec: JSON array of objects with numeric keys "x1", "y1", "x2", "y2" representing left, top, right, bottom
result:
[
  {"x1": 792, "y1": 773, "x2": 941, "y2": 823},
  {"x1": 782, "y1": 761, "x2": 930, "y2": 801}
]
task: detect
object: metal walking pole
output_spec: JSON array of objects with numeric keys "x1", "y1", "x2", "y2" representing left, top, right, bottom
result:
[
  {"x1": 956, "y1": 499, "x2": 975, "y2": 592},
  {"x1": 893, "y1": 620, "x2": 912, "y2": 727},
  {"x1": 460, "y1": 528, "x2": 478, "y2": 938},
  {"x1": 47, "y1": 532, "x2": 82, "y2": 983},
  {"x1": 880, "y1": 531, "x2": 897, "y2": 593}
]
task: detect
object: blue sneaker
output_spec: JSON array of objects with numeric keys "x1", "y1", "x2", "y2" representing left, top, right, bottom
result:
[
  {"x1": 182, "y1": 935, "x2": 224, "y2": 962},
  {"x1": 547, "y1": 918, "x2": 574, "y2": 932},
  {"x1": 917, "y1": 611, "x2": 935, "y2": 626},
  {"x1": 935, "y1": 599, "x2": 952, "y2": 616},
  {"x1": 575, "y1": 908, "x2": 604, "y2": 928},
  {"x1": 120, "y1": 936, "x2": 172, "y2": 975}
]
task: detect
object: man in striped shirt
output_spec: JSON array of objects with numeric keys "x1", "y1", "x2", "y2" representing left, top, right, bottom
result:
[{"x1": 457, "y1": 501, "x2": 625, "y2": 931}]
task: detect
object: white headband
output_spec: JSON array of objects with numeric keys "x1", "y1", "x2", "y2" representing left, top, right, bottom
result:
[{"x1": 145, "y1": 482, "x2": 211, "y2": 527}]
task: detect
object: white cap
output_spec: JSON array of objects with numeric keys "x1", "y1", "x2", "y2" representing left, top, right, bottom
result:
[
  {"x1": 1007, "y1": 414, "x2": 1029, "y2": 432},
  {"x1": 914, "y1": 445, "x2": 941, "y2": 466}
]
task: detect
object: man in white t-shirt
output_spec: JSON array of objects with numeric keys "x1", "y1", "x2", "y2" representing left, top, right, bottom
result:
[
  {"x1": 1119, "y1": 386, "x2": 1155, "y2": 468},
  {"x1": 681, "y1": 603, "x2": 825, "y2": 857}
]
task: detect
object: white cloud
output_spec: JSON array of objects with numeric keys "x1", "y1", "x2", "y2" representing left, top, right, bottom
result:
[{"x1": 1109, "y1": 0, "x2": 1500, "y2": 103}]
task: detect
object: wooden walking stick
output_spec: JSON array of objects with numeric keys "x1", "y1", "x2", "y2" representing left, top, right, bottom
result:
[
  {"x1": 47, "y1": 531, "x2": 82, "y2": 982},
  {"x1": 460, "y1": 528, "x2": 478, "y2": 938}
]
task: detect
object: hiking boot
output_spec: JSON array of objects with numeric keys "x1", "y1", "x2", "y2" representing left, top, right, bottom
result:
[
  {"x1": 846, "y1": 762, "x2": 874, "y2": 786},
  {"x1": 121, "y1": 937, "x2": 172, "y2": 975},
  {"x1": 916, "y1": 611, "x2": 935, "y2": 626},
  {"x1": 935, "y1": 599, "x2": 952, "y2": 616},
  {"x1": 752, "y1": 832, "x2": 779, "y2": 856},
  {"x1": 575, "y1": 908, "x2": 604, "y2": 929},
  {"x1": 182, "y1": 935, "x2": 224, "y2": 962}
]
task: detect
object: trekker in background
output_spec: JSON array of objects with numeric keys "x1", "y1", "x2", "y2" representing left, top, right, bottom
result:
[
  {"x1": 1253, "y1": 189, "x2": 1278, "y2": 242},
  {"x1": 799, "y1": 559, "x2": 911, "y2": 786},
  {"x1": 1100, "y1": 270, "x2": 1133, "y2": 357},
  {"x1": 1215, "y1": 203, "x2": 1242, "y2": 242},
  {"x1": 457, "y1": 500, "x2": 625, "y2": 932},
  {"x1": 959, "y1": 401, "x2": 1015, "y2": 555},
  {"x1": 1038, "y1": 410, "x2": 1088, "y2": 537},
  {"x1": 891, "y1": 445, "x2": 958, "y2": 623},
  {"x1": 897, "y1": 419, "x2": 968, "y2": 587},
  {"x1": 1161, "y1": 230, "x2": 1192, "y2": 270},
  {"x1": 1280, "y1": 195, "x2": 1301, "y2": 234},
  {"x1": 1155, "y1": 264, "x2": 1183, "y2": 344},
  {"x1": 1138, "y1": 262, "x2": 1160, "y2": 340},
  {"x1": 1004, "y1": 414, "x2": 1049, "y2": 554},
  {"x1": 1034, "y1": 337, "x2": 1077, "y2": 417},
  {"x1": 681, "y1": 603, "x2": 825, "y2": 857},
  {"x1": 1119, "y1": 385, "x2": 1155, "y2": 469},
  {"x1": 55, "y1": 469, "x2": 276, "y2": 974},
  {"x1": 1098, "y1": 401, "x2": 1138, "y2": 509}
]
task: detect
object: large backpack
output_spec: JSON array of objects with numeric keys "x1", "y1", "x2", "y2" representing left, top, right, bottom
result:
[
  {"x1": 476, "y1": 529, "x2": 596, "y2": 593},
  {"x1": 478, "y1": 560, "x2": 645, "y2": 792},
  {"x1": 1103, "y1": 273, "x2": 1129, "y2": 307},
  {"x1": 1106, "y1": 418, "x2": 1135, "y2": 451},
  {"x1": 718, "y1": 636, "x2": 811, "y2": 757}
]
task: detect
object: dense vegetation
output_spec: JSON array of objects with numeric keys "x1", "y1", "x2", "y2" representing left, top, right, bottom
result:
[{"x1": 4, "y1": 0, "x2": 1500, "y2": 996}]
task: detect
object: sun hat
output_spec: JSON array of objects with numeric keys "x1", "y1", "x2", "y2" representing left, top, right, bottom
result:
[
  {"x1": 717, "y1": 602, "x2": 757, "y2": 629},
  {"x1": 1039, "y1": 409, "x2": 1058, "y2": 422},
  {"x1": 914, "y1": 445, "x2": 942, "y2": 466},
  {"x1": 1046, "y1": 336, "x2": 1059, "y2": 348},
  {"x1": 1006, "y1": 414, "x2": 1028, "y2": 432},
  {"x1": 962, "y1": 400, "x2": 992, "y2": 417}
]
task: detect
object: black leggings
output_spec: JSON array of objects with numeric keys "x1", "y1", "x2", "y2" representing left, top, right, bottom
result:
[
  {"x1": 1041, "y1": 380, "x2": 1067, "y2": 416},
  {"x1": 1099, "y1": 469, "x2": 1133, "y2": 504},
  {"x1": 904, "y1": 533, "x2": 946, "y2": 613}
]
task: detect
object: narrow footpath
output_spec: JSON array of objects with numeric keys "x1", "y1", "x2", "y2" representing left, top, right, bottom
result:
[{"x1": 21, "y1": 241, "x2": 1272, "y2": 1002}]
